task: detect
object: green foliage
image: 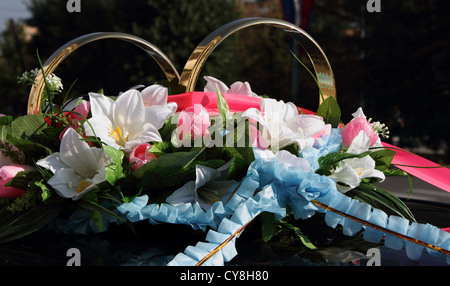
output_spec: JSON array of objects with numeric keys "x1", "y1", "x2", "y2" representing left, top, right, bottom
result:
[
  {"x1": 260, "y1": 212, "x2": 316, "y2": 250},
  {"x1": 104, "y1": 145, "x2": 125, "y2": 185},
  {"x1": 316, "y1": 96, "x2": 341, "y2": 128},
  {"x1": 348, "y1": 182, "x2": 416, "y2": 223},
  {"x1": 315, "y1": 151, "x2": 371, "y2": 176},
  {"x1": 0, "y1": 196, "x2": 67, "y2": 243}
]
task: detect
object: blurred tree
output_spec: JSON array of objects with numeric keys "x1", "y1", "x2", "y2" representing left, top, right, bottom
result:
[
  {"x1": 15, "y1": 0, "x2": 241, "y2": 110},
  {"x1": 362, "y1": 0, "x2": 450, "y2": 158},
  {"x1": 308, "y1": 0, "x2": 450, "y2": 162},
  {"x1": 0, "y1": 21, "x2": 35, "y2": 115}
]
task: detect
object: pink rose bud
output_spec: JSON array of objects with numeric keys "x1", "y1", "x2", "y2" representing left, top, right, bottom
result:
[
  {"x1": 341, "y1": 117, "x2": 379, "y2": 148},
  {"x1": 129, "y1": 143, "x2": 158, "y2": 171},
  {"x1": 177, "y1": 104, "x2": 211, "y2": 140},
  {"x1": 0, "y1": 164, "x2": 33, "y2": 198}
]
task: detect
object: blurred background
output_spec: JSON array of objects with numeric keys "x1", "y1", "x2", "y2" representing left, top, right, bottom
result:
[{"x1": 0, "y1": 0, "x2": 449, "y2": 164}]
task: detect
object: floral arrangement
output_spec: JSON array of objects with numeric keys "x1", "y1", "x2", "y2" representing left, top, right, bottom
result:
[{"x1": 1, "y1": 62, "x2": 449, "y2": 266}]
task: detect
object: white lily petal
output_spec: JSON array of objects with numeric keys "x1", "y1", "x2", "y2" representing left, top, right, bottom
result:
[
  {"x1": 194, "y1": 164, "x2": 223, "y2": 190},
  {"x1": 284, "y1": 102, "x2": 300, "y2": 121},
  {"x1": 113, "y1": 89, "x2": 145, "y2": 136},
  {"x1": 288, "y1": 114, "x2": 326, "y2": 138},
  {"x1": 352, "y1": 107, "x2": 366, "y2": 119},
  {"x1": 165, "y1": 181, "x2": 196, "y2": 206},
  {"x1": 141, "y1": 84, "x2": 168, "y2": 106},
  {"x1": 36, "y1": 152, "x2": 65, "y2": 174},
  {"x1": 89, "y1": 92, "x2": 115, "y2": 119},
  {"x1": 274, "y1": 150, "x2": 311, "y2": 171},
  {"x1": 145, "y1": 105, "x2": 176, "y2": 130},
  {"x1": 196, "y1": 180, "x2": 236, "y2": 211},
  {"x1": 228, "y1": 81, "x2": 253, "y2": 97},
  {"x1": 332, "y1": 162, "x2": 361, "y2": 192},
  {"x1": 203, "y1": 76, "x2": 230, "y2": 93},
  {"x1": 242, "y1": 107, "x2": 267, "y2": 127},
  {"x1": 128, "y1": 122, "x2": 162, "y2": 146},
  {"x1": 47, "y1": 168, "x2": 85, "y2": 200},
  {"x1": 59, "y1": 128, "x2": 104, "y2": 178},
  {"x1": 347, "y1": 130, "x2": 371, "y2": 154}
]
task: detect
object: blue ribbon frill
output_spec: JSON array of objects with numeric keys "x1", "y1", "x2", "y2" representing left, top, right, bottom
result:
[
  {"x1": 115, "y1": 132, "x2": 450, "y2": 266},
  {"x1": 166, "y1": 151, "x2": 450, "y2": 265}
]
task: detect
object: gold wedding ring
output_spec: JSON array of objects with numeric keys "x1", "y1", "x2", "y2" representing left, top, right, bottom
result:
[
  {"x1": 179, "y1": 17, "x2": 336, "y2": 101},
  {"x1": 27, "y1": 18, "x2": 336, "y2": 114},
  {"x1": 27, "y1": 32, "x2": 179, "y2": 114}
]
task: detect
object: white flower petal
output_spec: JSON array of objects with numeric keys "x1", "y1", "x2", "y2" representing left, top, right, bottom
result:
[
  {"x1": 332, "y1": 162, "x2": 361, "y2": 192},
  {"x1": 145, "y1": 105, "x2": 176, "y2": 130},
  {"x1": 228, "y1": 81, "x2": 253, "y2": 96},
  {"x1": 242, "y1": 108, "x2": 267, "y2": 127},
  {"x1": 203, "y1": 76, "x2": 229, "y2": 93},
  {"x1": 196, "y1": 180, "x2": 236, "y2": 211},
  {"x1": 47, "y1": 168, "x2": 84, "y2": 199},
  {"x1": 141, "y1": 84, "x2": 168, "y2": 106},
  {"x1": 89, "y1": 92, "x2": 115, "y2": 119},
  {"x1": 113, "y1": 89, "x2": 145, "y2": 136},
  {"x1": 347, "y1": 130, "x2": 371, "y2": 154},
  {"x1": 352, "y1": 107, "x2": 366, "y2": 119},
  {"x1": 274, "y1": 150, "x2": 311, "y2": 171},
  {"x1": 36, "y1": 152, "x2": 65, "y2": 174},
  {"x1": 165, "y1": 181, "x2": 196, "y2": 206},
  {"x1": 59, "y1": 129, "x2": 104, "y2": 178}
]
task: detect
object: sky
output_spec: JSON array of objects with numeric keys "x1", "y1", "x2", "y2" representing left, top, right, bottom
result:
[{"x1": 0, "y1": 0, "x2": 31, "y2": 32}]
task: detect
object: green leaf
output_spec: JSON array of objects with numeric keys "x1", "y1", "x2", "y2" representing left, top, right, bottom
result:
[
  {"x1": 134, "y1": 145, "x2": 207, "y2": 179},
  {"x1": 260, "y1": 212, "x2": 279, "y2": 243},
  {"x1": 350, "y1": 182, "x2": 416, "y2": 222},
  {"x1": 75, "y1": 197, "x2": 125, "y2": 229},
  {"x1": 149, "y1": 141, "x2": 171, "y2": 156},
  {"x1": 0, "y1": 114, "x2": 48, "y2": 142},
  {"x1": 369, "y1": 149, "x2": 396, "y2": 172},
  {"x1": 316, "y1": 151, "x2": 371, "y2": 176},
  {"x1": 280, "y1": 220, "x2": 317, "y2": 250},
  {"x1": 0, "y1": 116, "x2": 13, "y2": 126},
  {"x1": 35, "y1": 180, "x2": 52, "y2": 202},
  {"x1": 0, "y1": 197, "x2": 67, "y2": 243},
  {"x1": 5, "y1": 133, "x2": 52, "y2": 161},
  {"x1": 103, "y1": 145, "x2": 125, "y2": 185},
  {"x1": 316, "y1": 96, "x2": 341, "y2": 128},
  {"x1": 216, "y1": 89, "x2": 232, "y2": 127}
]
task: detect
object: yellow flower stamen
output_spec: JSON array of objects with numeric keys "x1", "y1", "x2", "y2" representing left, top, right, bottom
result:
[
  {"x1": 109, "y1": 125, "x2": 130, "y2": 147},
  {"x1": 76, "y1": 180, "x2": 91, "y2": 193},
  {"x1": 68, "y1": 180, "x2": 92, "y2": 193}
]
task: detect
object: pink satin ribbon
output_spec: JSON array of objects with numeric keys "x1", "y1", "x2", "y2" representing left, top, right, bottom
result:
[
  {"x1": 381, "y1": 142, "x2": 450, "y2": 193},
  {"x1": 168, "y1": 92, "x2": 315, "y2": 115},
  {"x1": 168, "y1": 92, "x2": 450, "y2": 194}
]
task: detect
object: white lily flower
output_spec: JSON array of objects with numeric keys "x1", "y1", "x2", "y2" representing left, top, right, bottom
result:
[
  {"x1": 330, "y1": 155, "x2": 385, "y2": 193},
  {"x1": 203, "y1": 76, "x2": 260, "y2": 97},
  {"x1": 165, "y1": 161, "x2": 236, "y2": 211},
  {"x1": 37, "y1": 128, "x2": 106, "y2": 200},
  {"x1": 254, "y1": 149, "x2": 311, "y2": 171},
  {"x1": 243, "y1": 98, "x2": 328, "y2": 152},
  {"x1": 84, "y1": 88, "x2": 175, "y2": 150}
]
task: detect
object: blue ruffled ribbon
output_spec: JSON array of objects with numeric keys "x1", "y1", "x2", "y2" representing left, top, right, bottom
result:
[
  {"x1": 116, "y1": 127, "x2": 450, "y2": 265},
  {"x1": 156, "y1": 152, "x2": 450, "y2": 265}
]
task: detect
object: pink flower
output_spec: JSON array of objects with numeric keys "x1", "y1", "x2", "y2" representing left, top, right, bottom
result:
[
  {"x1": 59, "y1": 100, "x2": 91, "y2": 141},
  {"x1": 341, "y1": 117, "x2": 379, "y2": 148},
  {"x1": 0, "y1": 164, "x2": 33, "y2": 198},
  {"x1": 177, "y1": 104, "x2": 211, "y2": 141},
  {"x1": 129, "y1": 143, "x2": 158, "y2": 171}
]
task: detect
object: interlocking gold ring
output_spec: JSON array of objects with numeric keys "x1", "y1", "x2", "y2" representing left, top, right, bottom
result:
[
  {"x1": 27, "y1": 32, "x2": 179, "y2": 114},
  {"x1": 27, "y1": 18, "x2": 336, "y2": 114},
  {"x1": 179, "y1": 17, "x2": 336, "y2": 101}
]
